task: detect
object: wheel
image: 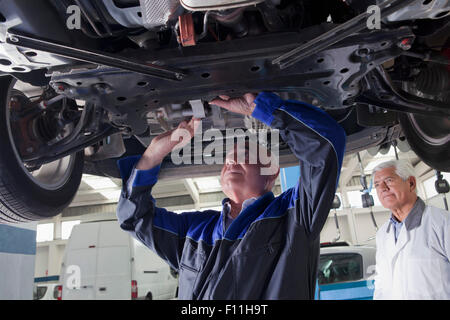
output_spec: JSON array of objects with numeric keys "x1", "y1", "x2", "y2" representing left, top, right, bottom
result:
[
  {"x1": 0, "y1": 76, "x2": 84, "y2": 223},
  {"x1": 399, "y1": 112, "x2": 450, "y2": 172}
]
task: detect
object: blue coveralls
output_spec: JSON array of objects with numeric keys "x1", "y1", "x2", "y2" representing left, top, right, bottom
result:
[{"x1": 117, "y1": 92, "x2": 346, "y2": 299}]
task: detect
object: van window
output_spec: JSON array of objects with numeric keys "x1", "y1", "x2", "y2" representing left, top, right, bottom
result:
[
  {"x1": 318, "y1": 253, "x2": 363, "y2": 285},
  {"x1": 34, "y1": 286, "x2": 47, "y2": 300}
]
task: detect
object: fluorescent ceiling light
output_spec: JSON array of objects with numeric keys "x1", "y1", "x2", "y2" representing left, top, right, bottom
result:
[
  {"x1": 36, "y1": 223, "x2": 54, "y2": 242},
  {"x1": 364, "y1": 158, "x2": 396, "y2": 174},
  {"x1": 194, "y1": 177, "x2": 222, "y2": 193},
  {"x1": 83, "y1": 174, "x2": 118, "y2": 189},
  {"x1": 99, "y1": 190, "x2": 121, "y2": 200}
]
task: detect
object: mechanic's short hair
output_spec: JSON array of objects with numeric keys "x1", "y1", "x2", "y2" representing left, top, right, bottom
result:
[{"x1": 372, "y1": 160, "x2": 416, "y2": 182}]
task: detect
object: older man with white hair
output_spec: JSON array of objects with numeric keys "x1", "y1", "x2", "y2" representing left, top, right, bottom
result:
[
  {"x1": 115, "y1": 92, "x2": 346, "y2": 299},
  {"x1": 372, "y1": 160, "x2": 450, "y2": 300}
]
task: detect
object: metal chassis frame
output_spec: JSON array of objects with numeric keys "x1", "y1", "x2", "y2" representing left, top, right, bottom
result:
[
  {"x1": 4, "y1": 21, "x2": 449, "y2": 167},
  {"x1": 355, "y1": 67, "x2": 450, "y2": 117},
  {"x1": 44, "y1": 25, "x2": 446, "y2": 132},
  {"x1": 272, "y1": 0, "x2": 417, "y2": 69}
]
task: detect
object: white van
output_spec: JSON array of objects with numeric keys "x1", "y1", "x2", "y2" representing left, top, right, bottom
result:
[{"x1": 60, "y1": 220, "x2": 178, "y2": 300}]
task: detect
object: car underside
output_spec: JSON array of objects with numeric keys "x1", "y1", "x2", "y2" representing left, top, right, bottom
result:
[{"x1": 0, "y1": 0, "x2": 449, "y2": 222}]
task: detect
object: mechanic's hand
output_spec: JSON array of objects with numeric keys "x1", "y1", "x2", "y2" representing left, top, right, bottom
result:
[
  {"x1": 210, "y1": 93, "x2": 257, "y2": 116},
  {"x1": 136, "y1": 117, "x2": 201, "y2": 170}
]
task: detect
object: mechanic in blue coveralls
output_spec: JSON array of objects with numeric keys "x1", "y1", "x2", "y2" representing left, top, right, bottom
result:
[{"x1": 116, "y1": 92, "x2": 346, "y2": 300}]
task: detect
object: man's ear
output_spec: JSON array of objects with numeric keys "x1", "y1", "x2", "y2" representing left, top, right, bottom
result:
[
  {"x1": 409, "y1": 176, "x2": 416, "y2": 191},
  {"x1": 274, "y1": 167, "x2": 280, "y2": 181},
  {"x1": 265, "y1": 167, "x2": 280, "y2": 191},
  {"x1": 269, "y1": 167, "x2": 280, "y2": 182}
]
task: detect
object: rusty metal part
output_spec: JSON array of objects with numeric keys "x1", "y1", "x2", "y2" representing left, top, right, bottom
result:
[{"x1": 179, "y1": 14, "x2": 197, "y2": 47}]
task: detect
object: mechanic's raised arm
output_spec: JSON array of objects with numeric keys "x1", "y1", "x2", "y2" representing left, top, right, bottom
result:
[
  {"x1": 116, "y1": 118, "x2": 201, "y2": 270},
  {"x1": 211, "y1": 92, "x2": 346, "y2": 239}
]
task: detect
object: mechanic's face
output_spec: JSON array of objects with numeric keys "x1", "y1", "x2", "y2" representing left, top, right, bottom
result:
[
  {"x1": 373, "y1": 167, "x2": 416, "y2": 211},
  {"x1": 220, "y1": 145, "x2": 278, "y2": 201}
]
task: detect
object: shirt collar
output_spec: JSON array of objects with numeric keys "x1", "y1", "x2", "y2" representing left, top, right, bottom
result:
[
  {"x1": 222, "y1": 196, "x2": 260, "y2": 219},
  {"x1": 389, "y1": 215, "x2": 403, "y2": 226},
  {"x1": 404, "y1": 197, "x2": 425, "y2": 231},
  {"x1": 388, "y1": 197, "x2": 425, "y2": 232}
]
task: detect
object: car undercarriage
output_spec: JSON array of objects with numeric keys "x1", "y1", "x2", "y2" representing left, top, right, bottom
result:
[{"x1": 0, "y1": 0, "x2": 449, "y2": 222}]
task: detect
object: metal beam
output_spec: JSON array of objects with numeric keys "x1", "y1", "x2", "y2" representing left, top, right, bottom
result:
[
  {"x1": 62, "y1": 203, "x2": 118, "y2": 217},
  {"x1": 414, "y1": 160, "x2": 432, "y2": 178},
  {"x1": 156, "y1": 195, "x2": 194, "y2": 208},
  {"x1": 183, "y1": 178, "x2": 200, "y2": 210},
  {"x1": 76, "y1": 187, "x2": 121, "y2": 196},
  {"x1": 6, "y1": 30, "x2": 185, "y2": 81},
  {"x1": 272, "y1": 0, "x2": 415, "y2": 69},
  {"x1": 69, "y1": 198, "x2": 118, "y2": 207}
]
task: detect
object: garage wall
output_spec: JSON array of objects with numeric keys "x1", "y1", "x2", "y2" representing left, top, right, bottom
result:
[
  {"x1": 35, "y1": 246, "x2": 49, "y2": 278},
  {"x1": 0, "y1": 222, "x2": 37, "y2": 300},
  {"x1": 426, "y1": 193, "x2": 450, "y2": 211},
  {"x1": 353, "y1": 211, "x2": 391, "y2": 244},
  {"x1": 319, "y1": 208, "x2": 391, "y2": 246},
  {"x1": 320, "y1": 213, "x2": 352, "y2": 244}
]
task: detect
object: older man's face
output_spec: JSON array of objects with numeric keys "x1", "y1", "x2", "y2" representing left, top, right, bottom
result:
[
  {"x1": 373, "y1": 167, "x2": 416, "y2": 211},
  {"x1": 220, "y1": 145, "x2": 278, "y2": 200}
]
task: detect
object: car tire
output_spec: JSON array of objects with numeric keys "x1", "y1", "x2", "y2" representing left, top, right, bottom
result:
[
  {"x1": 0, "y1": 76, "x2": 84, "y2": 223},
  {"x1": 399, "y1": 112, "x2": 450, "y2": 172}
]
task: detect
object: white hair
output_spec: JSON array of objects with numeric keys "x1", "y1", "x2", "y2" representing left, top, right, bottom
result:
[{"x1": 372, "y1": 160, "x2": 416, "y2": 181}]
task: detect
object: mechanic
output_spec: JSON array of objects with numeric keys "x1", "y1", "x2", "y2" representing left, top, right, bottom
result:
[
  {"x1": 372, "y1": 160, "x2": 450, "y2": 300},
  {"x1": 116, "y1": 92, "x2": 346, "y2": 299}
]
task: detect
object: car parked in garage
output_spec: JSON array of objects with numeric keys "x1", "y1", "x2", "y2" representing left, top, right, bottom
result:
[
  {"x1": 0, "y1": 0, "x2": 448, "y2": 223},
  {"x1": 317, "y1": 242, "x2": 376, "y2": 300}
]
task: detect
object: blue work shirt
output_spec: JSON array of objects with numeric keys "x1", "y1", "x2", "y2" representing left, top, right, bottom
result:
[{"x1": 389, "y1": 216, "x2": 403, "y2": 243}]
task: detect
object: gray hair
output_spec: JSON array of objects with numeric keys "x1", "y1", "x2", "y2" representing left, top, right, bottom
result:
[{"x1": 372, "y1": 160, "x2": 416, "y2": 181}]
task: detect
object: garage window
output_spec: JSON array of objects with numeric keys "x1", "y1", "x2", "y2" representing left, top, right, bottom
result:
[
  {"x1": 61, "y1": 220, "x2": 80, "y2": 240},
  {"x1": 318, "y1": 253, "x2": 363, "y2": 285},
  {"x1": 36, "y1": 223, "x2": 54, "y2": 242}
]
